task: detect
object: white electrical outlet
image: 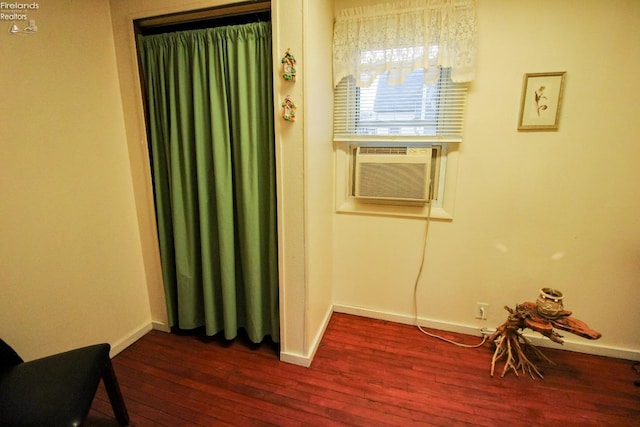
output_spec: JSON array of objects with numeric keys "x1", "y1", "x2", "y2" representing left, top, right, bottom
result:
[{"x1": 475, "y1": 302, "x2": 489, "y2": 320}]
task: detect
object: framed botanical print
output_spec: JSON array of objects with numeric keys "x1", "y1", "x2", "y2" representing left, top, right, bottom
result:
[{"x1": 518, "y1": 72, "x2": 566, "y2": 131}]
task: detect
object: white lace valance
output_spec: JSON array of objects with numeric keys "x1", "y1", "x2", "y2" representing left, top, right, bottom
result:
[{"x1": 333, "y1": 0, "x2": 477, "y2": 87}]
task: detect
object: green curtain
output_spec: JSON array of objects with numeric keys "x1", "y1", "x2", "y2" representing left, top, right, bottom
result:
[{"x1": 137, "y1": 22, "x2": 279, "y2": 343}]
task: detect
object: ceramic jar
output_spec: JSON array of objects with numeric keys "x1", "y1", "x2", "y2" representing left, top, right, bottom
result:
[{"x1": 536, "y1": 288, "x2": 564, "y2": 318}]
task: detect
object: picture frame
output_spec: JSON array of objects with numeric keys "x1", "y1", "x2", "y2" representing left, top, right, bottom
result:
[{"x1": 518, "y1": 72, "x2": 566, "y2": 131}]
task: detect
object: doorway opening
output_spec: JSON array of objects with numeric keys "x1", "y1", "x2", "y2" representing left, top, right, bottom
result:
[{"x1": 134, "y1": 1, "x2": 279, "y2": 348}]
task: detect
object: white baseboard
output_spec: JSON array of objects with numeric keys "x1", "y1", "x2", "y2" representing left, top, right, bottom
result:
[
  {"x1": 279, "y1": 351, "x2": 312, "y2": 367},
  {"x1": 109, "y1": 322, "x2": 152, "y2": 358},
  {"x1": 305, "y1": 306, "x2": 333, "y2": 365},
  {"x1": 108, "y1": 306, "x2": 640, "y2": 365},
  {"x1": 280, "y1": 306, "x2": 333, "y2": 368},
  {"x1": 333, "y1": 304, "x2": 640, "y2": 362},
  {"x1": 151, "y1": 320, "x2": 171, "y2": 333}
]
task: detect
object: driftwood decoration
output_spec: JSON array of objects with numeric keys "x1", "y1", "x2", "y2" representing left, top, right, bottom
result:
[{"x1": 489, "y1": 302, "x2": 601, "y2": 379}]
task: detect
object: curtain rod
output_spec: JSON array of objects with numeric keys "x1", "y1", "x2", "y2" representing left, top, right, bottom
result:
[{"x1": 136, "y1": 1, "x2": 271, "y2": 29}]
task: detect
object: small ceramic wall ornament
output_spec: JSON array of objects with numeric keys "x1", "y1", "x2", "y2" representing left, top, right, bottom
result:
[
  {"x1": 281, "y1": 96, "x2": 296, "y2": 121},
  {"x1": 281, "y1": 49, "x2": 296, "y2": 81}
]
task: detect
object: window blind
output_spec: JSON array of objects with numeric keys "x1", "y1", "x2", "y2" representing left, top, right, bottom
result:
[{"x1": 333, "y1": 68, "x2": 468, "y2": 142}]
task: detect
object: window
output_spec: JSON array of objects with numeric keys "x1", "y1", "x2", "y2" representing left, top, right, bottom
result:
[
  {"x1": 331, "y1": 0, "x2": 476, "y2": 219},
  {"x1": 333, "y1": 68, "x2": 467, "y2": 219}
]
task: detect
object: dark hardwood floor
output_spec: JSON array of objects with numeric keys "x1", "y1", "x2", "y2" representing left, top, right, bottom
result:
[{"x1": 88, "y1": 313, "x2": 640, "y2": 426}]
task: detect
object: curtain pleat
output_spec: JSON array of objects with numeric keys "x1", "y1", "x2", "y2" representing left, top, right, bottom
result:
[{"x1": 138, "y1": 22, "x2": 279, "y2": 343}]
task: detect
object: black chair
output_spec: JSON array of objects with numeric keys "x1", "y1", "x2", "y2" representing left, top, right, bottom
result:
[{"x1": 0, "y1": 339, "x2": 129, "y2": 426}]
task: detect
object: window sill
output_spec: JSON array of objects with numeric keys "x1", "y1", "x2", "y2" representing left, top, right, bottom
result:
[{"x1": 336, "y1": 198, "x2": 453, "y2": 220}]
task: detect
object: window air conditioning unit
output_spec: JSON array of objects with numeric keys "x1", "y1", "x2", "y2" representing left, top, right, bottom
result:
[{"x1": 354, "y1": 146, "x2": 432, "y2": 205}]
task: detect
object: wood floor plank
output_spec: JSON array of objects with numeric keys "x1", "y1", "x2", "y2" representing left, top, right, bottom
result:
[{"x1": 90, "y1": 313, "x2": 640, "y2": 426}]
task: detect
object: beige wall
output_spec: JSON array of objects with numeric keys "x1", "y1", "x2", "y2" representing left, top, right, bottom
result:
[
  {"x1": 332, "y1": 0, "x2": 640, "y2": 359},
  {"x1": 302, "y1": 0, "x2": 335, "y2": 360},
  {"x1": 270, "y1": 0, "x2": 309, "y2": 362},
  {"x1": 0, "y1": 0, "x2": 152, "y2": 360},
  {"x1": 272, "y1": 0, "x2": 335, "y2": 364}
]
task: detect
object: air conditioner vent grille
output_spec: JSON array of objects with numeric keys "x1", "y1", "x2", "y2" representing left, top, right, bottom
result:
[
  {"x1": 354, "y1": 146, "x2": 432, "y2": 204},
  {"x1": 358, "y1": 163, "x2": 427, "y2": 200},
  {"x1": 358, "y1": 146, "x2": 408, "y2": 155}
]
